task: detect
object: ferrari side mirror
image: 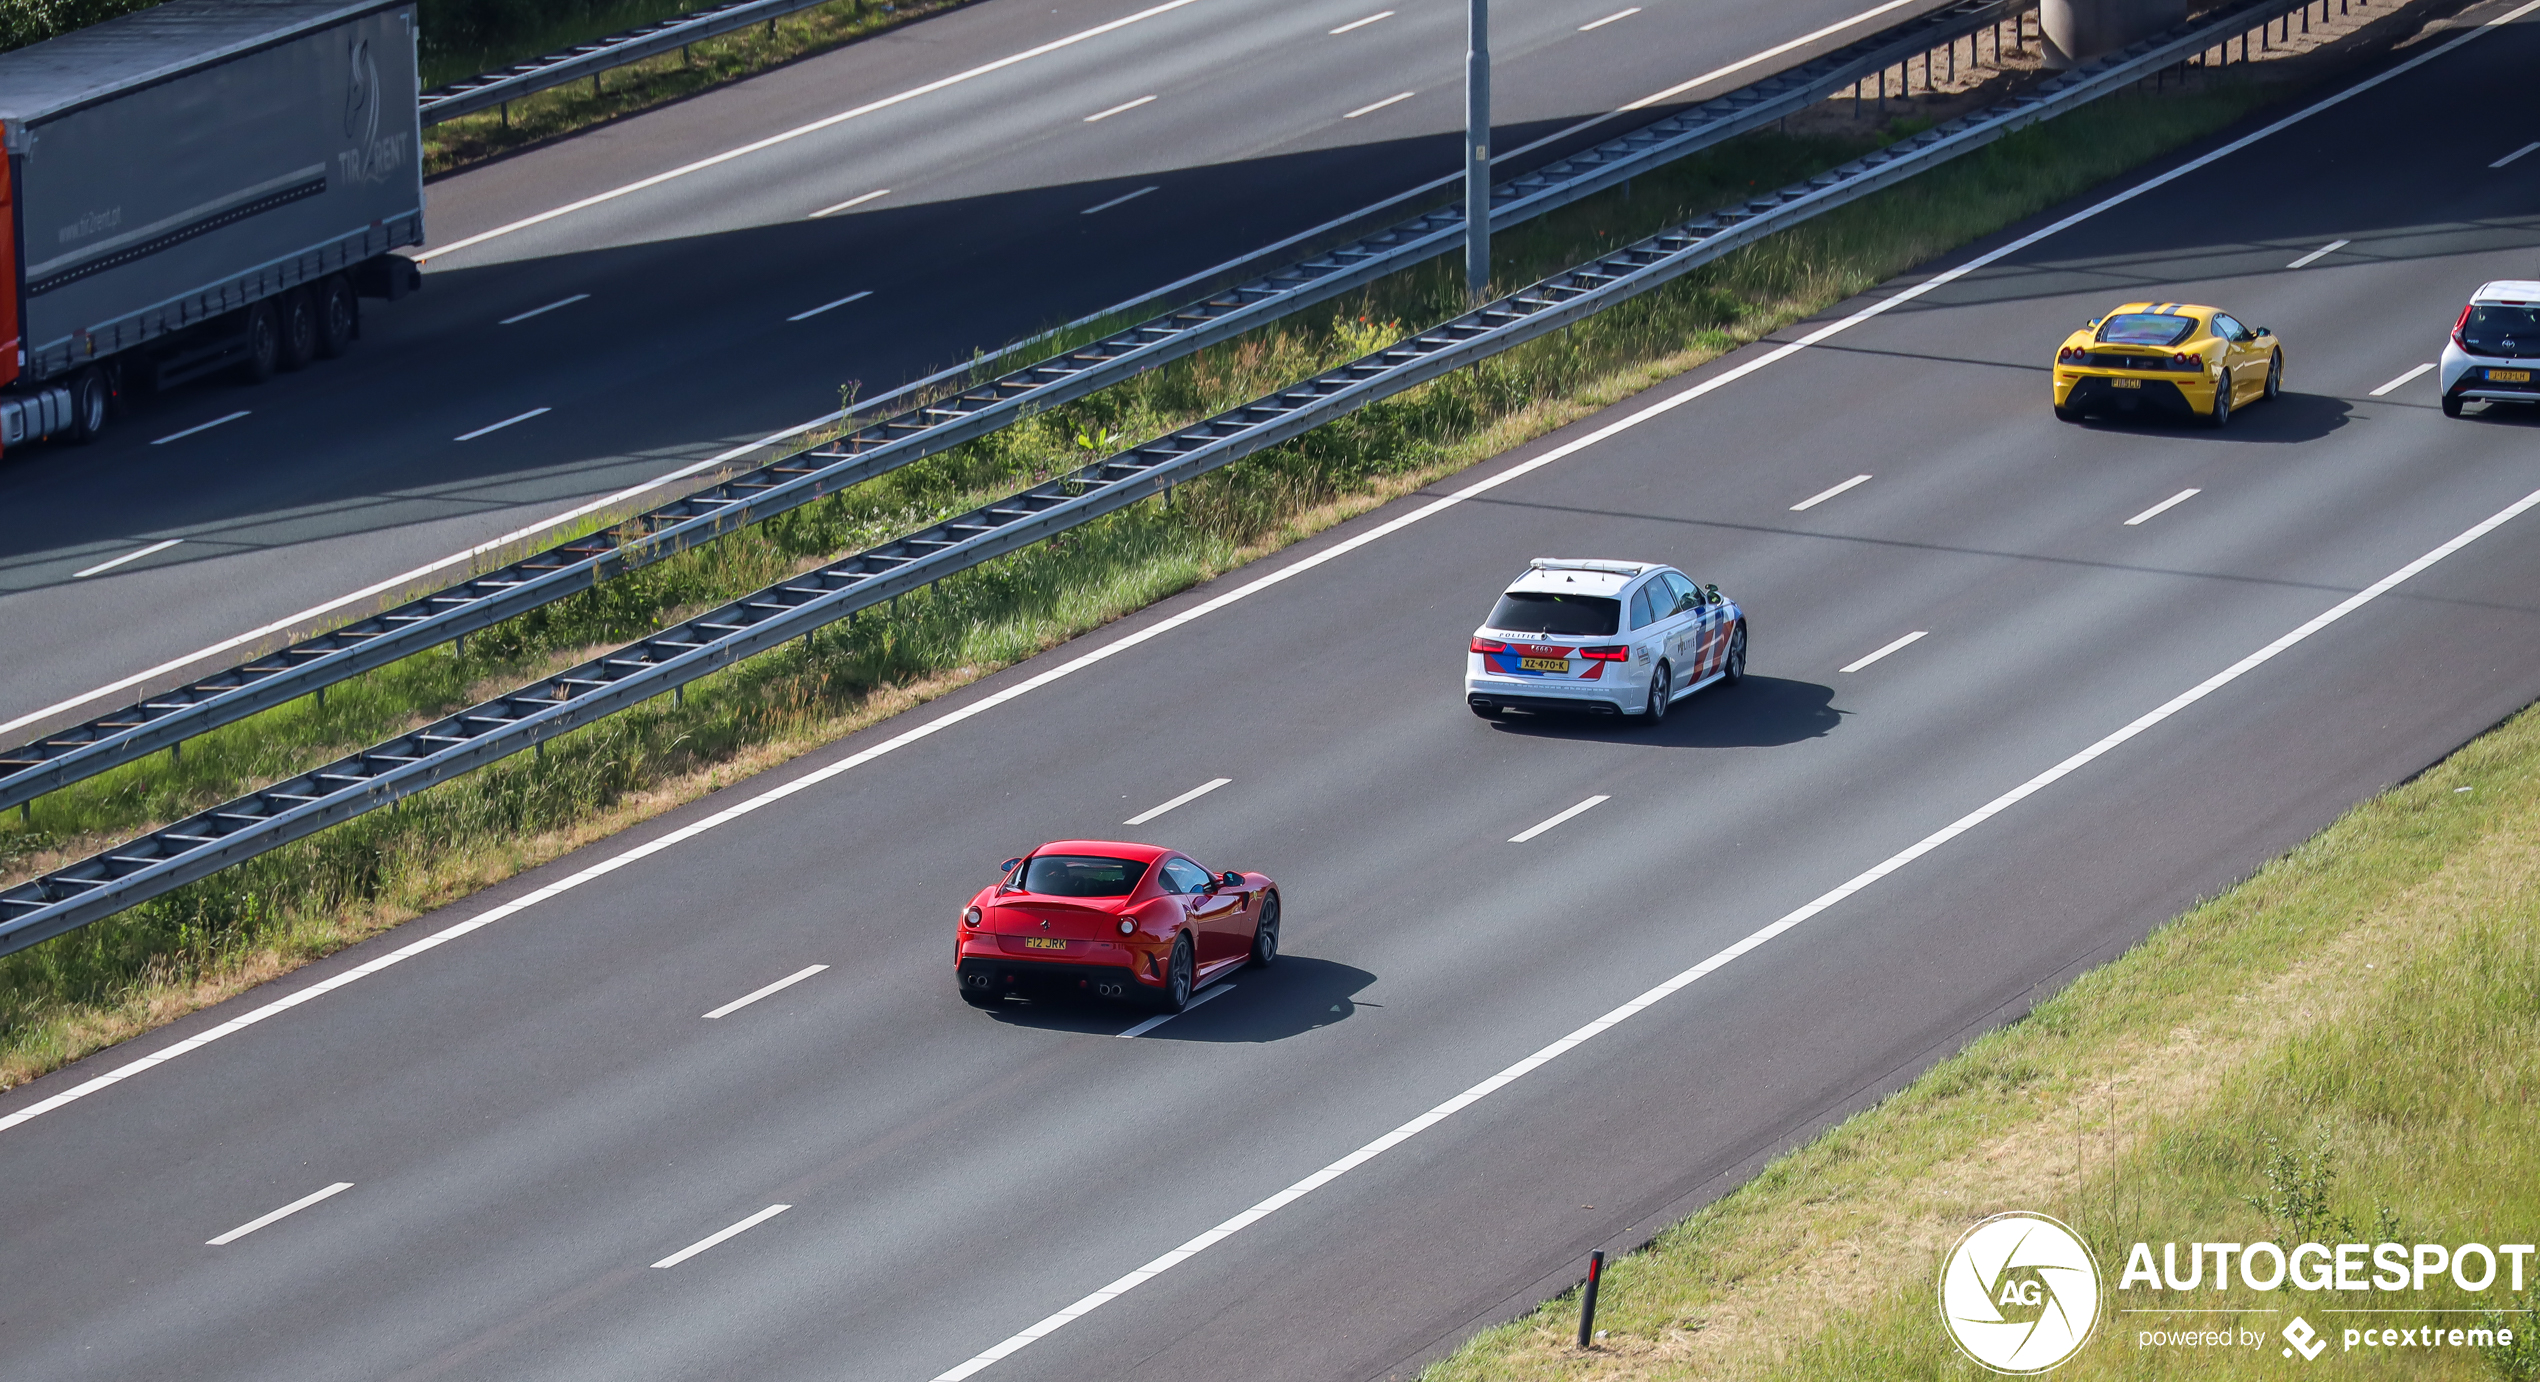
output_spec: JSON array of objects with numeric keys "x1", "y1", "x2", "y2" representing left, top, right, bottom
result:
[
  {"x1": 1218, "y1": 871, "x2": 1243, "y2": 890},
  {"x1": 1000, "y1": 857, "x2": 1023, "y2": 873}
]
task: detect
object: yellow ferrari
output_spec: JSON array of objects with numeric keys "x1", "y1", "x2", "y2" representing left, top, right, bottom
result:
[{"x1": 2052, "y1": 302, "x2": 2282, "y2": 428}]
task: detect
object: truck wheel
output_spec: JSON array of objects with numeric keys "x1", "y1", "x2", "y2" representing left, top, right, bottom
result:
[
  {"x1": 315, "y1": 277, "x2": 358, "y2": 358},
  {"x1": 279, "y1": 289, "x2": 318, "y2": 371},
  {"x1": 68, "y1": 369, "x2": 110, "y2": 445},
  {"x1": 239, "y1": 302, "x2": 281, "y2": 383}
]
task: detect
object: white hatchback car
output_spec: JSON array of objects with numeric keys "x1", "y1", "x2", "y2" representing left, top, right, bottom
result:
[
  {"x1": 2440, "y1": 281, "x2": 2540, "y2": 417},
  {"x1": 1465, "y1": 559, "x2": 1745, "y2": 722}
]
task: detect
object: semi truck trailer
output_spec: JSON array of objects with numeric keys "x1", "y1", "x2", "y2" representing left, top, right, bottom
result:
[{"x1": 0, "y1": 0, "x2": 426, "y2": 455}]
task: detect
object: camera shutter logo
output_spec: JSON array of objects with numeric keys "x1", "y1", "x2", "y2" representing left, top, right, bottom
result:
[{"x1": 1939, "y1": 1211, "x2": 2101, "y2": 1373}]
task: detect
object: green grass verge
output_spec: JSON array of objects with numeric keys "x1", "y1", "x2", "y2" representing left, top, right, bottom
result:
[
  {"x1": 1420, "y1": 695, "x2": 2540, "y2": 1382},
  {"x1": 0, "y1": 73, "x2": 2289, "y2": 1090}
]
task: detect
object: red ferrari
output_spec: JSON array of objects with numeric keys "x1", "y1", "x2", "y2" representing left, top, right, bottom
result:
[{"x1": 955, "y1": 840, "x2": 1279, "y2": 1012}]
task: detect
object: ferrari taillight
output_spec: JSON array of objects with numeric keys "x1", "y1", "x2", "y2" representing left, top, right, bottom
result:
[
  {"x1": 2057, "y1": 346, "x2": 2081, "y2": 364},
  {"x1": 1118, "y1": 919, "x2": 1135, "y2": 935},
  {"x1": 2173, "y1": 352, "x2": 2198, "y2": 370},
  {"x1": 1581, "y1": 645, "x2": 1629, "y2": 661},
  {"x1": 964, "y1": 906, "x2": 982, "y2": 927},
  {"x1": 1472, "y1": 636, "x2": 1507, "y2": 653}
]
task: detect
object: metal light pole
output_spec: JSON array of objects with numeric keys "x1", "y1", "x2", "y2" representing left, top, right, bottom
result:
[{"x1": 1465, "y1": 0, "x2": 1490, "y2": 302}]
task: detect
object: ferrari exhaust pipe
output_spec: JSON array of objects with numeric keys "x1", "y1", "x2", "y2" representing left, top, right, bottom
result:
[{"x1": 1095, "y1": 981, "x2": 1124, "y2": 998}]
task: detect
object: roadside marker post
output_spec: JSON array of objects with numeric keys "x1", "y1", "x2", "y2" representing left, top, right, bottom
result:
[{"x1": 1577, "y1": 1249, "x2": 1605, "y2": 1347}]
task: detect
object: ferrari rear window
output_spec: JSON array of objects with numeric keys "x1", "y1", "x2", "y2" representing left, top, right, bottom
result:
[
  {"x1": 1018, "y1": 855, "x2": 1148, "y2": 897},
  {"x1": 2096, "y1": 314, "x2": 2198, "y2": 346},
  {"x1": 2460, "y1": 305, "x2": 2540, "y2": 356},
  {"x1": 1487, "y1": 591, "x2": 1620, "y2": 637}
]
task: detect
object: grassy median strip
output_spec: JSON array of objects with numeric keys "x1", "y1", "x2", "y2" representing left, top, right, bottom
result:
[
  {"x1": 0, "y1": 54, "x2": 2318, "y2": 1091},
  {"x1": 1419, "y1": 695, "x2": 2540, "y2": 1382}
]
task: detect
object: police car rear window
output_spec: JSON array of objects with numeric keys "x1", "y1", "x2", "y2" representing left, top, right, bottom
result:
[
  {"x1": 2460, "y1": 305, "x2": 2540, "y2": 357},
  {"x1": 2096, "y1": 314, "x2": 2198, "y2": 346},
  {"x1": 1488, "y1": 591, "x2": 1620, "y2": 637},
  {"x1": 1019, "y1": 855, "x2": 1148, "y2": 897}
]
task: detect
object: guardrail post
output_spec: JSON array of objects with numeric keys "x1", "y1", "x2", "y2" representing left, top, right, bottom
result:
[{"x1": 1577, "y1": 1249, "x2": 1605, "y2": 1347}]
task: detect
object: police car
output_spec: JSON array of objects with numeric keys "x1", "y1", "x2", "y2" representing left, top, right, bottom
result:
[{"x1": 1464, "y1": 559, "x2": 1745, "y2": 722}]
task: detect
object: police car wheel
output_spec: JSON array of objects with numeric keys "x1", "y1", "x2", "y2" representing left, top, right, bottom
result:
[
  {"x1": 1722, "y1": 625, "x2": 1747, "y2": 686},
  {"x1": 1643, "y1": 662, "x2": 1671, "y2": 724}
]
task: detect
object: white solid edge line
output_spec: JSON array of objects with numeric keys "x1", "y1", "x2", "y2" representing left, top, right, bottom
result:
[
  {"x1": 2491, "y1": 140, "x2": 2540, "y2": 168},
  {"x1": 932, "y1": 478, "x2": 2540, "y2": 1381},
  {"x1": 2370, "y1": 362, "x2": 2436, "y2": 396},
  {"x1": 650, "y1": 1203, "x2": 791, "y2": 1268},
  {"x1": 1083, "y1": 94, "x2": 1157, "y2": 122},
  {"x1": 1124, "y1": 777, "x2": 1232, "y2": 826},
  {"x1": 787, "y1": 290, "x2": 873, "y2": 322},
  {"x1": 810, "y1": 188, "x2": 891, "y2": 218},
  {"x1": 2124, "y1": 488, "x2": 2201, "y2": 526},
  {"x1": 454, "y1": 407, "x2": 551, "y2": 442},
  {"x1": 7, "y1": 7, "x2": 2010, "y2": 739},
  {"x1": 1081, "y1": 186, "x2": 1159, "y2": 215},
  {"x1": 1839, "y1": 630, "x2": 1926, "y2": 674},
  {"x1": 1790, "y1": 473, "x2": 1872, "y2": 511},
  {"x1": 414, "y1": 0, "x2": 1208, "y2": 263},
  {"x1": 10, "y1": 0, "x2": 2531, "y2": 1143},
  {"x1": 1623, "y1": 0, "x2": 1921, "y2": 109},
  {"x1": 149, "y1": 411, "x2": 250, "y2": 446},
  {"x1": 1116, "y1": 983, "x2": 1234, "y2": 1038},
  {"x1": 1579, "y1": 7, "x2": 1641, "y2": 31},
  {"x1": 206, "y1": 1181, "x2": 354, "y2": 1245},
  {"x1": 1343, "y1": 91, "x2": 1416, "y2": 119},
  {"x1": 72, "y1": 538, "x2": 184, "y2": 580},
  {"x1": 2285, "y1": 238, "x2": 2349, "y2": 269},
  {"x1": 499, "y1": 293, "x2": 589, "y2": 325},
  {"x1": 1509, "y1": 794, "x2": 1610, "y2": 844},
  {"x1": 1329, "y1": 10, "x2": 1393, "y2": 34},
  {"x1": 702, "y1": 964, "x2": 830, "y2": 1019}
]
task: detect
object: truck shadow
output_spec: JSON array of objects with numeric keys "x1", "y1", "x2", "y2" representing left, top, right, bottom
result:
[
  {"x1": 1482, "y1": 675, "x2": 1841, "y2": 749},
  {"x1": 981, "y1": 955, "x2": 1377, "y2": 1043}
]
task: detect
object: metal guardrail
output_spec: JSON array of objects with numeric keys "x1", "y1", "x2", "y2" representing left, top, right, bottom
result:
[
  {"x1": 0, "y1": 0, "x2": 2031, "y2": 818},
  {"x1": 0, "y1": 0, "x2": 2337, "y2": 955},
  {"x1": 419, "y1": 0, "x2": 848, "y2": 125}
]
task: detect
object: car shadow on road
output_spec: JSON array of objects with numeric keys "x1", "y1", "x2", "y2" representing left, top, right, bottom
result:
[
  {"x1": 2447, "y1": 400, "x2": 2540, "y2": 427},
  {"x1": 2069, "y1": 391, "x2": 2349, "y2": 443},
  {"x1": 975, "y1": 956, "x2": 1379, "y2": 1043},
  {"x1": 1482, "y1": 675, "x2": 1842, "y2": 749}
]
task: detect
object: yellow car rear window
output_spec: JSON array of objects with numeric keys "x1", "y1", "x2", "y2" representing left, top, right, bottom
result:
[{"x1": 2097, "y1": 314, "x2": 2198, "y2": 346}]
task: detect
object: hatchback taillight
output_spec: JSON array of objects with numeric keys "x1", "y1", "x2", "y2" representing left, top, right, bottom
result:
[
  {"x1": 2454, "y1": 303, "x2": 2476, "y2": 352},
  {"x1": 1581, "y1": 645, "x2": 1629, "y2": 661},
  {"x1": 1471, "y1": 636, "x2": 1507, "y2": 653}
]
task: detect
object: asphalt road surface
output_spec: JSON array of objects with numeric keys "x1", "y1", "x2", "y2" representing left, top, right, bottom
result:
[
  {"x1": 3, "y1": 4, "x2": 2537, "y2": 1380},
  {"x1": 0, "y1": 0, "x2": 1946, "y2": 738}
]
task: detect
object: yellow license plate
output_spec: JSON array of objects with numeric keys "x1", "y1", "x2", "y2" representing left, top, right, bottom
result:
[
  {"x1": 2492, "y1": 369, "x2": 2532, "y2": 383},
  {"x1": 2110, "y1": 377, "x2": 2142, "y2": 389},
  {"x1": 1519, "y1": 656, "x2": 1569, "y2": 672},
  {"x1": 1023, "y1": 937, "x2": 1067, "y2": 950}
]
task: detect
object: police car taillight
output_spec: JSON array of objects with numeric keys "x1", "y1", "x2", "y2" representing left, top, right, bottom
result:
[
  {"x1": 1581, "y1": 645, "x2": 1628, "y2": 661},
  {"x1": 1472, "y1": 636, "x2": 1508, "y2": 653}
]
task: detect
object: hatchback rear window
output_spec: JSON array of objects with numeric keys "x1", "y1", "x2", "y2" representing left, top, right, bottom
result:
[
  {"x1": 1487, "y1": 591, "x2": 1620, "y2": 637},
  {"x1": 1018, "y1": 855, "x2": 1147, "y2": 897},
  {"x1": 2460, "y1": 305, "x2": 2540, "y2": 357},
  {"x1": 2096, "y1": 314, "x2": 2198, "y2": 346}
]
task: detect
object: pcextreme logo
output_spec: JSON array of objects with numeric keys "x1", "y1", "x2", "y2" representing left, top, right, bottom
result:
[{"x1": 1940, "y1": 1212, "x2": 2104, "y2": 1374}]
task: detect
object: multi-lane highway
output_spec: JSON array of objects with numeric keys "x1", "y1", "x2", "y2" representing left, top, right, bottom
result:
[
  {"x1": 5, "y1": 2, "x2": 2539, "y2": 1379},
  {"x1": 0, "y1": 0, "x2": 1950, "y2": 740}
]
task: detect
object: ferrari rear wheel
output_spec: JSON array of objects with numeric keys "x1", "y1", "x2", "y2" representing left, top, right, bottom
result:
[
  {"x1": 1157, "y1": 935, "x2": 1195, "y2": 1013},
  {"x1": 1643, "y1": 661, "x2": 1671, "y2": 725},
  {"x1": 1250, "y1": 892, "x2": 1280, "y2": 968},
  {"x1": 2206, "y1": 383, "x2": 2232, "y2": 430}
]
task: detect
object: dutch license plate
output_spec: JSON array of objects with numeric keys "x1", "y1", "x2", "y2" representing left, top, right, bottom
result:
[
  {"x1": 2110, "y1": 377, "x2": 2142, "y2": 389},
  {"x1": 1519, "y1": 656, "x2": 1569, "y2": 672},
  {"x1": 1023, "y1": 937, "x2": 1067, "y2": 951},
  {"x1": 2492, "y1": 369, "x2": 2532, "y2": 383}
]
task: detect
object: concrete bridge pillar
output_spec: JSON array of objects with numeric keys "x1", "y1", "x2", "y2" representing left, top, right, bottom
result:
[{"x1": 2040, "y1": 0, "x2": 2186, "y2": 66}]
